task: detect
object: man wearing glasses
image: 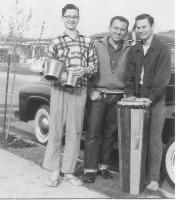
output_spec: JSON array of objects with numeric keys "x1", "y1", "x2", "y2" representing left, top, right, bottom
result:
[
  {"x1": 43, "y1": 4, "x2": 98, "y2": 187},
  {"x1": 83, "y1": 16, "x2": 130, "y2": 183}
]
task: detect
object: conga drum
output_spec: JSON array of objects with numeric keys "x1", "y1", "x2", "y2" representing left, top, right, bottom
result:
[{"x1": 117, "y1": 100, "x2": 151, "y2": 194}]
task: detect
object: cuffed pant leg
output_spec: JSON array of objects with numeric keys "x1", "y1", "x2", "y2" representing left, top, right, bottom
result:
[
  {"x1": 43, "y1": 87, "x2": 64, "y2": 171},
  {"x1": 84, "y1": 101, "x2": 106, "y2": 170},
  {"x1": 61, "y1": 88, "x2": 87, "y2": 174},
  {"x1": 147, "y1": 98, "x2": 165, "y2": 182}
]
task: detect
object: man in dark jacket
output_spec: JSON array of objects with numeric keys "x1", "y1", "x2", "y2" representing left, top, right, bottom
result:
[
  {"x1": 124, "y1": 14, "x2": 171, "y2": 191},
  {"x1": 83, "y1": 16, "x2": 130, "y2": 183}
]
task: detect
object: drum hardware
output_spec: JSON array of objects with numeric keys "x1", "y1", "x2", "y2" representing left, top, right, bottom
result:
[{"x1": 135, "y1": 132, "x2": 140, "y2": 150}]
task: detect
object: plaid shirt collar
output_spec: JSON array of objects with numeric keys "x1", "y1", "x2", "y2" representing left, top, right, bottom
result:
[{"x1": 61, "y1": 30, "x2": 83, "y2": 38}]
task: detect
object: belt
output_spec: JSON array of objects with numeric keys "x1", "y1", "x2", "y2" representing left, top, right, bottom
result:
[{"x1": 96, "y1": 87, "x2": 124, "y2": 94}]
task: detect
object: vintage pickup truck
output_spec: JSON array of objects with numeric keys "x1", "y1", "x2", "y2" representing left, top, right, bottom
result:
[{"x1": 19, "y1": 33, "x2": 175, "y2": 186}]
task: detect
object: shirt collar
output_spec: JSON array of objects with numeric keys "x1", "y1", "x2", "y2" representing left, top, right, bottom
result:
[
  {"x1": 61, "y1": 30, "x2": 82, "y2": 37},
  {"x1": 134, "y1": 35, "x2": 161, "y2": 52},
  {"x1": 108, "y1": 37, "x2": 124, "y2": 51},
  {"x1": 102, "y1": 35, "x2": 126, "y2": 49},
  {"x1": 141, "y1": 34, "x2": 153, "y2": 47}
]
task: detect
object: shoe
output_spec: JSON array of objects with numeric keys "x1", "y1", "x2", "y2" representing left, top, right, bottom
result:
[
  {"x1": 63, "y1": 174, "x2": 83, "y2": 186},
  {"x1": 83, "y1": 172, "x2": 96, "y2": 183},
  {"x1": 98, "y1": 169, "x2": 113, "y2": 179},
  {"x1": 146, "y1": 181, "x2": 159, "y2": 191},
  {"x1": 45, "y1": 177, "x2": 60, "y2": 187}
]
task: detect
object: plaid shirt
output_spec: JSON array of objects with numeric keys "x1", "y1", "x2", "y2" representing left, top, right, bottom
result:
[{"x1": 48, "y1": 31, "x2": 98, "y2": 88}]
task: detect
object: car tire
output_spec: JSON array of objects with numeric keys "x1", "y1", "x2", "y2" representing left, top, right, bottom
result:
[
  {"x1": 163, "y1": 137, "x2": 175, "y2": 187},
  {"x1": 34, "y1": 104, "x2": 50, "y2": 144}
]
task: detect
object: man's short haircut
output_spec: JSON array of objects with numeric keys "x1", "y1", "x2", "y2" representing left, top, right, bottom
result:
[
  {"x1": 135, "y1": 14, "x2": 154, "y2": 26},
  {"x1": 109, "y1": 16, "x2": 129, "y2": 28},
  {"x1": 62, "y1": 4, "x2": 79, "y2": 16}
]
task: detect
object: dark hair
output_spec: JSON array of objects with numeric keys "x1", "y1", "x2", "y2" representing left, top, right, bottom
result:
[
  {"x1": 135, "y1": 14, "x2": 154, "y2": 26},
  {"x1": 132, "y1": 23, "x2": 136, "y2": 31},
  {"x1": 110, "y1": 16, "x2": 129, "y2": 28},
  {"x1": 62, "y1": 4, "x2": 79, "y2": 16}
]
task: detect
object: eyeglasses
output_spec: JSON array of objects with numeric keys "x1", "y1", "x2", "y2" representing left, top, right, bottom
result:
[{"x1": 63, "y1": 15, "x2": 79, "y2": 20}]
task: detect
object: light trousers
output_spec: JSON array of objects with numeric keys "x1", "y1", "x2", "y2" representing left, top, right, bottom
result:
[{"x1": 43, "y1": 86, "x2": 87, "y2": 173}]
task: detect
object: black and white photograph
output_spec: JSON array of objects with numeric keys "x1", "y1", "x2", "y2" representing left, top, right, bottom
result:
[{"x1": 0, "y1": 0, "x2": 175, "y2": 198}]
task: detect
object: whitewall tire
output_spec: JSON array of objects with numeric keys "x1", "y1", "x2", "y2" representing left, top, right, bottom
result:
[
  {"x1": 163, "y1": 137, "x2": 175, "y2": 186},
  {"x1": 34, "y1": 104, "x2": 50, "y2": 144}
]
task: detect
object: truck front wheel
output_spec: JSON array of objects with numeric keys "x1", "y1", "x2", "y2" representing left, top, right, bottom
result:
[{"x1": 34, "y1": 104, "x2": 50, "y2": 144}]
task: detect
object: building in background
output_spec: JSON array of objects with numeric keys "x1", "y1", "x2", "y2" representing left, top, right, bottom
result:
[{"x1": 0, "y1": 40, "x2": 50, "y2": 64}]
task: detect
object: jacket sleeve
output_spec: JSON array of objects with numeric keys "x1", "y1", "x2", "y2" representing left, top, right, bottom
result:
[
  {"x1": 124, "y1": 48, "x2": 136, "y2": 97},
  {"x1": 149, "y1": 45, "x2": 171, "y2": 103}
]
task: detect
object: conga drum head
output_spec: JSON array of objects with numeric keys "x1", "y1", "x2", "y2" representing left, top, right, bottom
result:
[{"x1": 117, "y1": 100, "x2": 151, "y2": 109}]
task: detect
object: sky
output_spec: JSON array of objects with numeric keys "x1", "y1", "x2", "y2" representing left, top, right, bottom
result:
[{"x1": 0, "y1": 0, "x2": 175, "y2": 39}]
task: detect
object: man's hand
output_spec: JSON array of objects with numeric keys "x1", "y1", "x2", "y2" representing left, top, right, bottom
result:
[
  {"x1": 120, "y1": 94, "x2": 126, "y2": 101},
  {"x1": 60, "y1": 71, "x2": 68, "y2": 84},
  {"x1": 123, "y1": 96, "x2": 137, "y2": 101},
  {"x1": 73, "y1": 66, "x2": 85, "y2": 77},
  {"x1": 136, "y1": 98, "x2": 152, "y2": 104}
]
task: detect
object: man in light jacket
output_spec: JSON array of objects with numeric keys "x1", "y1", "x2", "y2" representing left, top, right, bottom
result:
[{"x1": 83, "y1": 16, "x2": 130, "y2": 183}]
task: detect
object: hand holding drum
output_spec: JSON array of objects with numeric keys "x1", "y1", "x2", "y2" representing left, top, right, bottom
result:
[
  {"x1": 135, "y1": 98, "x2": 152, "y2": 104},
  {"x1": 73, "y1": 66, "x2": 85, "y2": 77}
]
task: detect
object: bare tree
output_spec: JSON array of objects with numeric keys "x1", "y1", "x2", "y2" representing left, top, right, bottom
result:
[
  {"x1": 7, "y1": 0, "x2": 32, "y2": 43},
  {"x1": 36, "y1": 21, "x2": 46, "y2": 59},
  {"x1": 0, "y1": 0, "x2": 32, "y2": 139}
]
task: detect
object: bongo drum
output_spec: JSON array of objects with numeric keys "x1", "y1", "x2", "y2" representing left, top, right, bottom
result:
[
  {"x1": 117, "y1": 100, "x2": 151, "y2": 194},
  {"x1": 63, "y1": 67, "x2": 78, "y2": 89},
  {"x1": 43, "y1": 59, "x2": 65, "y2": 81}
]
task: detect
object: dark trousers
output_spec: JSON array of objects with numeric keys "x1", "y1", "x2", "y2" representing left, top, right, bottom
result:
[
  {"x1": 147, "y1": 97, "x2": 166, "y2": 182},
  {"x1": 84, "y1": 93, "x2": 123, "y2": 170}
]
